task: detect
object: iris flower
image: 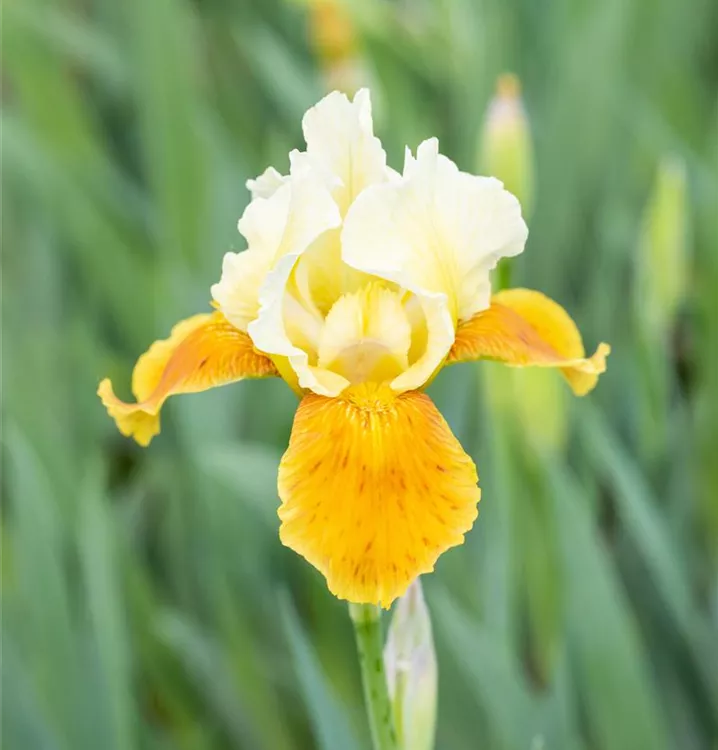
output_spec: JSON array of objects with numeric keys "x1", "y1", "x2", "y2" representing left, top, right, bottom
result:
[{"x1": 99, "y1": 90, "x2": 608, "y2": 607}]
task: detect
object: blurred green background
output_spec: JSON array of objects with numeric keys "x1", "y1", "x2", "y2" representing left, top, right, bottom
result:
[{"x1": 3, "y1": 0, "x2": 718, "y2": 748}]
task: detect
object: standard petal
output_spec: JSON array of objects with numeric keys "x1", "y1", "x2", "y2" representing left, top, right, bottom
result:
[
  {"x1": 213, "y1": 170, "x2": 341, "y2": 336},
  {"x1": 300, "y1": 88, "x2": 390, "y2": 214},
  {"x1": 210, "y1": 248, "x2": 274, "y2": 332},
  {"x1": 447, "y1": 288, "x2": 610, "y2": 396},
  {"x1": 245, "y1": 171, "x2": 344, "y2": 395},
  {"x1": 246, "y1": 166, "x2": 286, "y2": 200},
  {"x1": 277, "y1": 385, "x2": 481, "y2": 607},
  {"x1": 342, "y1": 137, "x2": 528, "y2": 324},
  {"x1": 98, "y1": 312, "x2": 277, "y2": 446}
]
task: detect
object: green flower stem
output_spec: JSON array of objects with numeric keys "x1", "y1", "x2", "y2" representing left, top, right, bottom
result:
[{"x1": 349, "y1": 603, "x2": 399, "y2": 750}]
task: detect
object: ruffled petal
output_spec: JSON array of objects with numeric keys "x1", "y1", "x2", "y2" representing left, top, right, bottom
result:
[
  {"x1": 246, "y1": 166, "x2": 286, "y2": 200},
  {"x1": 299, "y1": 88, "x2": 390, "y2": 215},
  {"x1": 210, "y1": 248, "x2": 274, "y2": 333},
  {"x1": 237, "y1": 163, "x2": 342, "y2": 390},
  {"x1": 213, "y1": 168, "x2": 341, "y2": 336},
  {"x1": 98, "y1": 312, "x2": 277, "y2": 446},
  {"x1": 448, "y1": 288, "x2": 610, "y2": 395},
  {"x1": 342, "y1": 137, "x2": 528, "y2": 325},
  {"x1": 277, "y1": 384, "x2": 481, "y2": 607}
]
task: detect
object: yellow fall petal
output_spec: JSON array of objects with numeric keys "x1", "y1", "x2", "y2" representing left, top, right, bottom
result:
[
  {"x1": 448, "y1": 288, "x2": 609, "y2": 395},
  {"x1": 98, "y1": 312, "x2": 278, "y2": 446},
  {"x1": 277, "y1": 384, "x2": 481, "y2": 607}
]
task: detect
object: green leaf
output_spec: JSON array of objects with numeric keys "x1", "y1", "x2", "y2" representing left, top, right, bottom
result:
[
  {"x1": 78, "y1": 466, "x2": 135, "y2": 750},
  {"x1": 279, "y1": 593, "x2": 360, "y2": 750},
  {"x1": 547, "y1": 462, "x2": 670, "y2": 750},
  {"x1": 433, "y1": 591, "x2": 538, "y2": 750}
]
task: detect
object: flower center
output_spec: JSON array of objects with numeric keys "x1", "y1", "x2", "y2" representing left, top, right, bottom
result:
[
  {"x1": 322, "y1": 339, "x2": 407, "y2": 384},
  {"x1": 283, "y1": 256, "x2": 428, "y2": 389}
]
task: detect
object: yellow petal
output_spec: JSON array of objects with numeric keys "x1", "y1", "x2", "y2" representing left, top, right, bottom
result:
[
  {"x1": 277, "y1": 384, "x2": 481, "y2": 607},
  {"x1": 98, "y1": 312, "x2": 278, "y2": 446},
  {"x1": 448, "y1": 288, "x2": 609, "y2": 396},
  {"x1": 317, "y1": 282, "x2": 412, "y2": 384}
]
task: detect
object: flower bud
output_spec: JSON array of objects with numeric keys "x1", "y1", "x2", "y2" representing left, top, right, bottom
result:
[
  {"x1": 478, "y1": 73, "x2": 535, "y2": 219},
  {"x1": 306, "y1": 0, "x2": 369, "y2": 95},
  {"x1": 636, "y1": 155, "x2": 689, "y2": 342},
  {"x1": 384, "y1": 579, "x2": 437, "y2": 750}
]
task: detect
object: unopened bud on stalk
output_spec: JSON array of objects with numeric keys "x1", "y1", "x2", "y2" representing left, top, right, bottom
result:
[
  {"x1": 478, "y1": 73, "x2": 535, "y2": 220},
  {"x1": 384, "y1": 579, "x2": 437, "y2": 750},
  {"x1": 636, "y1": 155, "x2": 689, "y2": 342},
  {"x1": 478, "y1": 74, "x2": 534, "y2": 291}
]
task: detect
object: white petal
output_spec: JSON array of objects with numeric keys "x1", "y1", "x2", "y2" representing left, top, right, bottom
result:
[
  {"x1": 214, "y1": 171, "x2": 340, "y2": 340},
  {"x1": 246, "y1": 166, "x2": 286, "y2": 200},
  {"x1": 390, "y1": 292, "x2": 454, "y2": 393},
  {"x1": 210, "y1": 248, "x2": 273, "y2": 332},
  {"x1": 339, "y1": 180, "x2": 453, "y2": 393},
  {"x1": 211, "y1": 182, "x2": 294, "y2": 331},
  {"x1": 343, "y1": 137, "x2": 528, "y2": 324},
  {"x1": 246, "y1": 171, "x2": 343, "y2": 395},
  {"x1": 298, "y1": 88, "x2": 390, "y2": 215}
]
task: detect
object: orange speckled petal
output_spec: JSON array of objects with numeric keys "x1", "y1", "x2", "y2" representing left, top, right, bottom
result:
[
  {"x1": 278, "y1": 384, "x2": 480, "y2": 607},
  {"x1": 98, "y1": 312, "x2": 277, "y2": 446},
  {"x1": 448, "y1": 288, "x2": 609, "y2": 396}
]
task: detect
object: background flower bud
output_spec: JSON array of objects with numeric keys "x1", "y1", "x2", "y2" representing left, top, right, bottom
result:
[
  {"x1": 478, "y1": 73, "x2": 535, "y2": 219},
  {"x1": 384, "y1": 579, "x2": 438, "y2": 750},
  {"x1": 636, "y1": 155, "x2": 689, "y2": 342},
  {"x1": 306, "y1": 0, "x2": 369, "y2": 95}
]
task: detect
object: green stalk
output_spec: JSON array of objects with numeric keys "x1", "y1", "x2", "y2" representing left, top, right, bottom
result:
[{"x1": 349, "y1": 603, "x2": 399, "y2": 750}]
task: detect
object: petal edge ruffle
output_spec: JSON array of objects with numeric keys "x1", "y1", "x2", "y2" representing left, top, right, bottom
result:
[
  {"x1": 447, "y1": 288, "x2": 609, "y2": 396},
  {"x1": 98, "y1": 312, "x2": 277, "y2": 446}
]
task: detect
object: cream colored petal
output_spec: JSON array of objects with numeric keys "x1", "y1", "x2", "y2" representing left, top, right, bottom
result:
[
  {"x1": 211, "y1": 183, "x2": 293, "y2": 332},
  {"x1": 283, "y1": 291, "x2": 324, "y2": 357},
  {"x1": 241, "y1": 89, "x2": 394, "y2": 394},
  {"x1": 250, "y1": 247, "x2": 351, "y2": 397},
  {"x1": 210, "y1": 248, "x2": 273, "y2": 332},
  {"x1": 342, "y1": 138, "x2": 528, "y2": 324},
  {"x1": 246, "y1": 170, "x2": 343, "y2": 395},
  {"x1": 339, "y1": 170, "x2": 455, "y2": 393},
  {"x1": 317, "y1": 283, "x2": 412, "y2": 384},
  {"x1": 298, "y1": 88, "x2": 390, "y2": 215},
  {"x1": 390, "y1": 292, "x2": 454, "y2": 393},
  {"x1": 246, "y1": 166, "x2": 286, "y2": 200},
  {"x1": 291, "y1": 228, "x2": 345, "y2": 316},
  {"x1": 214, "y1": 168, "x2": 339, "y2": 361},
  {"x1": 236, "y1": 180, "x2": 292, "y2": 254}
]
